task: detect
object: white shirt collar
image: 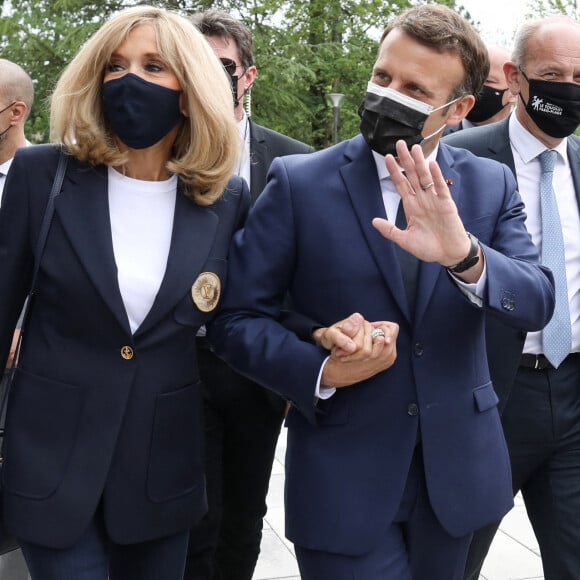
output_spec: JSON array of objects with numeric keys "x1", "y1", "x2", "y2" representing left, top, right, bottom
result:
[
  {"x1": 371, "y1": 144, "x2": 439, "y2": 182},
  {"x1": 509, "y1": 113, "x2": 568, "y2": 164}
]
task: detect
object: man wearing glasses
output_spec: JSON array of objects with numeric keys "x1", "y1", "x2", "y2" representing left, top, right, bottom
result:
[{"x1": 186, "y1": 10, "x2": 314, "y2": 580}]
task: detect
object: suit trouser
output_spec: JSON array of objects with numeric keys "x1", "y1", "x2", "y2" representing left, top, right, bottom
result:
[
  {"x1": 295, "y1": 445, "x2": 472, "y2": 580},
  {"x1": 464, "y1": 355, "x2": 580, "y2": 580},
  {"x1": 18, "y1": 506, "x2": 189, "y2": 580},
  {"x1": 185, "y1": 346, "x2": 285, "y2": 580}
]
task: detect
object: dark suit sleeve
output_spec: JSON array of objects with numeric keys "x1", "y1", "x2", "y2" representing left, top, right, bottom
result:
[{"x1": 209, "y1": 157, "x2": 326, "y2": 424}]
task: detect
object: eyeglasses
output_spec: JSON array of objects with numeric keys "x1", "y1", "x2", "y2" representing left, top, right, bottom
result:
[{"x1": 220, "y1": 58, "x2": 243, "y2": 77}]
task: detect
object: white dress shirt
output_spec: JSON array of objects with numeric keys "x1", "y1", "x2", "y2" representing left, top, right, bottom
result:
[
  {"x1": 509, "y1": 114, "x2": 580, "y2": 355},
  {"x1": 236, "y1": 114, "x2": 251, "y2": 187}
]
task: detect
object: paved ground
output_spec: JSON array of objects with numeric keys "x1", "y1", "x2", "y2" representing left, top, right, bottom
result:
[{"x1": 253, "y1": 429, "x2": 544, "y2": 580}]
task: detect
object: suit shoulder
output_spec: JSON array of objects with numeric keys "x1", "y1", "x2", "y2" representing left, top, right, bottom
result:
[
  {"x1": 440, "y1": 142, "x2": 512, "y2": 179},
  {"x1": 212, "y1": 175, "x2": 250, "y2": 214},
  {"x1": 13, "y1": 143, "x2": 62, "y2": 164},
  {"x1": 251, "y1": 122, "x2": 314, "y2": 155}
]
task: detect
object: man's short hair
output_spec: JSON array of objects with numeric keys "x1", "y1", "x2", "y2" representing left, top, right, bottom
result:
[{"x1": 380, "y1": 5, "x2": 489, "y2": 99}]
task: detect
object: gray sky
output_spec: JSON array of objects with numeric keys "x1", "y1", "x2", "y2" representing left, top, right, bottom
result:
[{"x1": 461, "y1": 0, "x2": 530, "y2": 46}]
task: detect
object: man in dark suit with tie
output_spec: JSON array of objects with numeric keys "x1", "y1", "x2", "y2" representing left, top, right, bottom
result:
[
  {"x1": 185, "y1": 10, "x2": 314, "y2": 580},
  {"x1": 208, "y1": 5, "x2": 555, "y2": 579},
  {"x1": 444, "y1": 15, "x2": 580, "y2": 580}
]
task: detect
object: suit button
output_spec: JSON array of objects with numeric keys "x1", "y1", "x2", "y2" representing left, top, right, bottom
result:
[
  {"x1": 413, "y1": 343, "x2": 424, "y2": 356},
  {"x1": 501, "y1": 297, "x2": 515, "y2": 311},
  {"x1": 120, "y1": 346, "x2": 134, "y2": 360},
  {"x1": 407, "y1": 403, "x2": 419, "y2": 416}
]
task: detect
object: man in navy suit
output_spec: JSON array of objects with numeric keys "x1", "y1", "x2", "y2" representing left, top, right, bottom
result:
[
  {"x1": 209, "y1": 5, "x2": 555, "y2": 579},
  {"x1": 444, "y1": 15, "x2": 580, "y2": 580},
  {"x1": 187, "y1": 10, "x2": 314, "y2": 580}
]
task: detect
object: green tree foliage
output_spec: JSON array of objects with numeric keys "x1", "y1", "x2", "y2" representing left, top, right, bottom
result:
[
  {"x1": 1, "y1": 0, "x2": 464, "y2": 148},
  {"x1": 531, "y1": 0, "x2": 578, "y2": 17}
]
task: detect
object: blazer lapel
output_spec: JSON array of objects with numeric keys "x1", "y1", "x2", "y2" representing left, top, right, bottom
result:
[
  {"x1": 54, "y1": 162, "x2": 130, "y2": 333},
  {"x1": 340, "y1": 136, "x2": 410, "y2": 320},
  {"x1": 413, "y1": 145, "x2": 461, "y2": 327},
  {"x1": 567, "y1": 137, "x2": 580, "y2": 209},
  {"x1": 485, "y1": 117, "x2": 516, "y2": 177},
  {"x1": 249, "y1": 121, "x2": 269, "y2": 203},
  {"x1": 135, "y1": 187, "x2": 218, "y2": 336}
]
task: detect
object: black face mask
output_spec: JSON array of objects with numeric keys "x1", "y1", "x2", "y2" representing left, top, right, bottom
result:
[
  {"x1": 229, "y1": 74, "x2": 240, "y2": 108},
  {"x1": 359, "y1": 82, "x2": 453, "y2": 156},
  {"x1": 519, "y1": 69, "x2": 580, "y2": 138},
  {"x1": 466, "y1": 85, "x2": 510, "y2": 123},
  {"x1": 102, "y1": 73, "x2": 184, "y2": 150}
]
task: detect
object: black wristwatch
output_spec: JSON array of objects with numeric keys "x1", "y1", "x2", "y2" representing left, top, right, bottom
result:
[{"x1": 447, "y1": 232, "x2": 480, "y2": 274}]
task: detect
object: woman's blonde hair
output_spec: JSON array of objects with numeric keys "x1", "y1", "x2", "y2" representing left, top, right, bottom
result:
[{"x1": 50, "y1": 5, "x2": 239, "y2": 205}]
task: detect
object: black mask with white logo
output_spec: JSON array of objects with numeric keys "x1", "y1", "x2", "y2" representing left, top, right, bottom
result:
[{"x1": 519, "y1": 69, "x2": 580, "y2": 138}]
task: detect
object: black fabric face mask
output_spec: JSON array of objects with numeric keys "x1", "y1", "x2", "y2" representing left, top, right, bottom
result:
[
  {"x1": 519, "y1": 69, "x2": 580, "y2": 138},
  {"x1": 466, "y1": 85, "x2": 510, "y2": 123},
  {"x1": 229, "y1": 74, "x2": 240, "y2": 108},
  {"x1": 359, "y1": 82, "x2": 453, "y2": 156},
  {"x1": 102, "y1": 73, "x2": 184, "y2": 150}
]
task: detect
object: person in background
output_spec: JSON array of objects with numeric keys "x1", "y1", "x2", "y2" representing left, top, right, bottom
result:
[
  {"x1": 444, "y1": 44, "x2": 516, "y2": 134},
  {"x1": 0, "y1": 59, "x2": 33, "y2": 197},
  {"x1": 0, "y1": 54, "x2": 35, "y2": 580},
  {"x1": 444, "y1": 15, "x2": 580, "y2": 580},
  {"x1": 207, "y1": 5, "x2": 555, "y2": 579},
  {"x1": 185, "y1": 9, "x2": 313, "y2": 580},
  {"x1": 0, "y1": 6, "x2": 248, "y2": 580}
]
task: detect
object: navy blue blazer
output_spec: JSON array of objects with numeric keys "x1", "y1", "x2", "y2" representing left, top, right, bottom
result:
[
  {"x1": 209, "y1": 135, "x2": 555, "y2": 555},
  {"x1": 0, "y1": 144, "x2": 249, "y2": 548},
  {"x1": 443, "y1": 117, "x2": 580, "y2": 411}
]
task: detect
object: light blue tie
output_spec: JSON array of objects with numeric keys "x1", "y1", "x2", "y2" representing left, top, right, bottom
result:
[{"x1": 540, "y1": 149, "x2": 571, "y2": 368}]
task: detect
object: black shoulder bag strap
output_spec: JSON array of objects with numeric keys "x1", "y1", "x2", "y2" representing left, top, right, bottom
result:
[{"x1": 0, "y1": 147, "x2": 69, "y2": 439}]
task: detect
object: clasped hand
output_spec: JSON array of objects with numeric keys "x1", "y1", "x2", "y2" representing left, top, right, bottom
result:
[{"x1": 314, "y1": 313, "x2": 399, "y2": 388}]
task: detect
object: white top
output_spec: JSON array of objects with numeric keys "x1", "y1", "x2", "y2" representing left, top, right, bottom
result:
[
  {"x1": 108, "y1": 167, "x2": 177, "y2": 334},
  {"x1": 0, "y1": 140, "x2": 32, "y2": 205},
  {"x1": 509, "y1": 114, "x2": 580, "y2": 355}
]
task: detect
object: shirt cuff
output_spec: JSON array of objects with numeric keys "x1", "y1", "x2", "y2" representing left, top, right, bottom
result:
[
  {"x1": 448, "y1": 256, "x2": 487, "y2": 307},
  {"x1": 315, "y1": 356, "x2": 336, "y2": 400}
]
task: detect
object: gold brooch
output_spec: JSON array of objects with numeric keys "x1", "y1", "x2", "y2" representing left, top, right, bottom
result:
[{"x1": 191, "y1": 272, "x2": 221, "y2": 312}]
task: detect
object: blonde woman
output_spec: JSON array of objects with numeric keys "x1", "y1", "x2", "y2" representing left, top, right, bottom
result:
[{"x1": 0, "y1": 6, "x2": 248, "y2": 579}]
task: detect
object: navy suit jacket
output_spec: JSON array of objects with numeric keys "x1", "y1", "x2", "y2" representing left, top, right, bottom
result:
[
  {"x1": 0, "y1": 144, "x2": 249, "y2": 548},
  {"x1": 443, "y1": 117, "x2": 580, "y2": 410},
  {"x1": 209, "y1": 134, "x2": 555, "y2": 555}
]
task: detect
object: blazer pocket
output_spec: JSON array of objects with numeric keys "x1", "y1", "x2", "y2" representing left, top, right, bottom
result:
[
  {"x1": 3, "y1": 369, "x2": 83, "y2": 499},
  {"x1": 147, "y1": 381, "x2": 204, "y2": 503},
  {"x1": 473, "y1": 382, "x2": 499, "y2": 413},
  {"x1": 173, "y1": 258, "x2": 227, "y2": 327}
]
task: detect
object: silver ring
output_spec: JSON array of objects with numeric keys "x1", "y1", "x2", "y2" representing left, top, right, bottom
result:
[
  {"x1": 420, "y1": 182, "x2": 434, "y2": 190},
  {"x1": 371, "y1": 328, "x2": 385, "y2": 340}
]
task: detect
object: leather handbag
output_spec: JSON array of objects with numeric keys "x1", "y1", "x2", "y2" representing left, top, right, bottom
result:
[{"x1": 0, "y1": 147, "x2": 68, "y2": 554}]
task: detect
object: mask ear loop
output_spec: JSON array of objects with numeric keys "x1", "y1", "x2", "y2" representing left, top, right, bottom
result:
[{"x1": 244, "y1": 87, "x2": 252, "y2": 118}]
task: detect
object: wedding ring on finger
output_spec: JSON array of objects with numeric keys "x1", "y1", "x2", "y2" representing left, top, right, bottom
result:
[
  {"x1": 420, "y1": 182, "x2": 434, "y2": 190},
  {"x1": 371, "y1": 328, "x2": 385, "y2": 341}
]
